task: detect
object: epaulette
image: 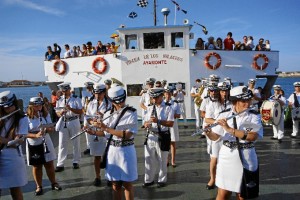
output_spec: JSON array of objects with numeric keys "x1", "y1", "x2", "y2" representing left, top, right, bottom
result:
[
  {"x1": 165, "y1": 102, "x2": 172, "y2": 106},
  {"x1": 249, "y1": 110, "x2": 259, "y2": 115},
  {"x1": 127, "y1": 106, "x2": 136, "y2": 112},
  {"x1": 173, "y1": 100, "x2": 179, "y2": 103},
  {"x1": 204, "y1": 96, "x2": 209, "y2": 99}
]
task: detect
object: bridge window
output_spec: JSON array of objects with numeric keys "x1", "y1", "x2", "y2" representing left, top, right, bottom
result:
[
  {"x1": 143, "y1": 32, "x2": 165, "y2": 49},
  {"x1": 125, "y1": 34, "x2": 138, "y2": 50},
  {"x1": 171, "y1": 32, "x2": 184, "y2": 48},
  {"x1": 127, "y1": 84, "x2": 143, "y2": 96}
]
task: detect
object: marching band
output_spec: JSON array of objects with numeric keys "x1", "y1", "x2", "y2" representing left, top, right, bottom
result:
[{"x1": 0, "y1": 78, "x2": 300, "y2": 200}]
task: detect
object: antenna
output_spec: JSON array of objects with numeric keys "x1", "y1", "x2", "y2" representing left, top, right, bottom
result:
[{"x1": 161, "y1": 8, "x2": 170, "y2": 26}]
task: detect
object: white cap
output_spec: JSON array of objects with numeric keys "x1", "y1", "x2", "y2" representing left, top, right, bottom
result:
[
  {"x1": 57, "y1": 82, "x2": 71, "y2": 91},
  {"x1": 294, "y1": 82, "x2": 300, "y2": 87},
  {"x1": 217, "y1": 81, "x2": 230, "y2": 90},
  {"x1": 93, "y1": 84, "x2": 106, "y2": 93},
  {"x1": 29, "y1": 97, "x2": 44, "y2": 105},
  {"x1": 0, "y1": 91, "x2": 16, "y2": 107},
  {"x1": 248, "y1": 79, "x2": 256, "y2": 84},
  {"x1": 104, "y1": 79, "x2": 112, "y2": 85},
  {"x1": 84, "y1": 82, "x2": 94, "y2": 87},
  {"x1": 273, "y1": 85, "x2": 281, "y2": 90},
  {"x1": 146, "y1": 77, "x2": 155, "y2": 84},
  {"x1": 209, "y1": 74, "x2": 220, "y2": 82},
  {"x1": 229, "y1": 86, "x2": 253, "y2": 100},
  {"x1": 107, "y1": 86, "x2": 126, "y2": 104},
  {"x1": 149, "y1": 88, "x2": 165, "y2": 98}
]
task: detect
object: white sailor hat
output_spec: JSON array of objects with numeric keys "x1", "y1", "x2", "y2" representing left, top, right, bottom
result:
[
  {"x1": 29, "y1": 97, "x2": 44, "y2": 106},
  {"x1": 248, "y1": 79, "x2": 256, "y2": 84},
  {"x1": 93, "y1": 84, "x2": 106, "y2": 94},
  {"x1": 161, "y1": 79, "x2": 167, "y2": 84},
  {"x1": 273, "y1": 85, "x2": 281, "y2": 90},
  {"x1": 107, "y1": 86, "x2": 126, "y2": 104},
  {"x1": 104, "y1": 79, "x2": 112, "y2": 85},
  {"x1": 57, "y1": 82, "x2": 71, "y2": 91},
  {"x1": 224, "y1": 77, "x2": 231, "y2": 81},
  {"x1": 207, "y1": 82, "x2": 219, "y2": 91},
  {"x1": 294, "y1": 82, "x2": 300, "y2": 87},
  {"x1": 218, "y1": 81, "x2": 230, "y2": 90},
  {"x1": 229, "y1": 86, "x2": 253, "y2": 101},
  {"x1": 84, "y1": 82, "x2": 94, "y2": 87},
  {"x1": 149, "y1": 88, "x2": 165, "y2": 98},
  {"x1": 0, "y1": 91, "x2": 16, "y2": 108},
  {"x1": 146, "y1": 77, "x2": 155, "y2": 84},
  {"x1": 164, "y1": 86, "x2": 174, "y2": 93},
  {"x1": 209, "y1": 74, "x2": 220, "y2": 82}
]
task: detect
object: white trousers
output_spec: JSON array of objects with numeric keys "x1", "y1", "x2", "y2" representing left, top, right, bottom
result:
[
  {"x1": 57, "y1": 119, "x2": 81, "y2": 167},
  {"x1": 144, "y1": 135, "x2": 169, "y2": 183},
  {"x1": 291, "y1": 119, "x2": 299, "y2": 136},
  {"x1": 178, "y1": 102, "x2": 187, "y2": 124},
  {"x1": 272, "y1": 114, "x2": 284, "y2": 139},
  {"x1": 194, "y1": 107, "x2": 201, "y2": 129}
]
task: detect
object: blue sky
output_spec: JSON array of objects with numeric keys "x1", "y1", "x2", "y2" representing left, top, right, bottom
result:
[{"x1": 0, "y1": 0, "x2": 299, "y2": 81}]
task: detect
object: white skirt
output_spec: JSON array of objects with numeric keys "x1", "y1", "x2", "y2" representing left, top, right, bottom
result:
[
  {"x1": 170, "y1": 119, "x2": 179, "y2": 142},
  {"x1": 0, "y1": 148, "x2": 28, "y2": 188},
  {"x1": 90, "y1": 137, "x2": 106, "y2": 156},
  {"x1": 26, "y1": 134, "x2": 56, "y2": 165},
  {"x1": 105, "y1": 144, "x2": 138, "y2": 182},
  {"x1": 206, "y1": 137, "x2": 222, "y2": 158}
]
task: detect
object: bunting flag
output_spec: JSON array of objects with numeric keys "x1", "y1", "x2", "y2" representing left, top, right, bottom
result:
[
  {"x1": 128, "y1": 11, "x2": 138, "y2": 19},
  {"x1": 171, "y1": 0, "x2": 187, "y2": 14},
  {"x1": 137, "y1": 0, "x2": 148, "y2": 8},
  {"x1": 194, "y1": 21, "x2": 208, "y2": 35}
]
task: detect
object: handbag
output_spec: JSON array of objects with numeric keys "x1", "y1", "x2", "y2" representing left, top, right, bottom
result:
[
  {"x1": 27, "y1": 140, "x2": 46, "y2": 165},
  {"x1": 100, "y1": 106, "x2": 130, "y2": 169},
  {"x1": 233, "y1": 117, "x2": 259, "y2": 199}
]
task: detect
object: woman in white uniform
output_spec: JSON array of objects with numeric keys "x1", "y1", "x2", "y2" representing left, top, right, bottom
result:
[
  {"x1": 84, "y1": 84, "x2": 111, "y2": 186},
  {"x1": 86, "y1": 85, "x2": 138, "y2": 200},
  {"x1": 205, "y1": 86, "x2": 263, "y2": 200},
  {"x1": 204, "y1": 81, "x2": 232, "y2": 190},
  {"x1": 0, "y1": 91, "x2": 28, "y2": 200},
  {"x1": 26, "y1": 97, "x2": 61, "y2": 196}
]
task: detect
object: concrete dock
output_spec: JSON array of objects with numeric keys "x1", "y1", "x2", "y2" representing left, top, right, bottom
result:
[{"x1": 1, "y1": 122, "x2": 300, "y2": 200}]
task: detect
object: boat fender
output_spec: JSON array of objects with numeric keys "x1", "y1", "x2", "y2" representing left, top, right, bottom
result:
[
  {"x1": 204, "y1": 52, "x2": 221, "y2": 70},
  {"x1": 53, "y1": 60, "x2": 67, "y2": 75},
  {"x1": 252, "y1": 53, "x2": 269, "y2": 70},
  {"x1": 92, "y1": 57, "x2": 107, "y2": 74}
]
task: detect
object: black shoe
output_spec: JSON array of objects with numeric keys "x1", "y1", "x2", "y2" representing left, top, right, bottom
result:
[
  {"x1": 35, "y1": 187, "x2": 43, "y2": 196},
  {"x1": 73, "y1": 163, "x2": 80, "y2": 169},
  {"x1": 157, "y1": 182, "x2": 166, "y2": 188},
  {"x1": 278, "y1": 139, "x2": 282, "y2": 143},
  {"x1": 83, "y1": 149, "x2": 90, "y2": 155},
  {"x1": 51, "y1": 183, "x2": 62, "y2": 191},
  {"x1": 290, "y1": 135, "x2": 297, "y2": 139},
  {"x1": 93, "y1": 178, "x2": 101, "y2": 186},
  {"x1": 142, "y1": 181, "x2": 154, "y2": 188},
  {"x1": 55, "y1": 166, "x2": 64, "y2": 172},
  {"x1": 107, "y1": 180, "x2": 112, "y2": 187},
  {"x1": 270, "y1": 137, "x2": 277, "y2": 140},
  {"x1": 206, "y1": 184, "x2": 215, "y2": 190},
  {"x1": 172, "y1": 164, "x2": 177, "y2": 168}
]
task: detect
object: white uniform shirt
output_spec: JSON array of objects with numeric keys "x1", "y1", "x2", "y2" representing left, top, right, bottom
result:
[
  {"x1": 288, "y1": 92, "x2": 300, "y2": 108},
  {"x1": 56, "y1": 96, "x2": 82, "y2": 118},
  {"x1": 165, "y1": 100, "x2": 181, "y2": 116},
  {"x1": 0, "y1": 116, "x2": 28, "y2": 138},
  {"x1": 206, "y1": 100, "x2": 232, "y2": 119},
  {"x1": 248, "y1": 87, "x2": 261, "y2": 105},
  {"x1": 173, "y1": 90, "x2": 185, "y2": 102},
  {"x1": 81, "y1": 90, "x2": 93, "y2": 110},
  {"x1": 269, "y1": 94, "x2": 287, "y2": 108},
  {"x1": 140, "y1": 92, "x2": 151, "y2": 107},
  {"x1": 27, "y1": 114, "x2": 52, "y2": 145},
  {"x1": 84, "y1": 98, "x2": 112, "y2": 126}
]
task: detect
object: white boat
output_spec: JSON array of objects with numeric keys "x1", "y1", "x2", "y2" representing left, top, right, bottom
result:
[{"x1": 44, "y1": 10, "x2": 279, "y2": 119}]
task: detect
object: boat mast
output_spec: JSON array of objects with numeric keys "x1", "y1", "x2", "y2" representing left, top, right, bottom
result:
[{"x1": 154, "y1": 0, "x2": 157, "y2": 26}]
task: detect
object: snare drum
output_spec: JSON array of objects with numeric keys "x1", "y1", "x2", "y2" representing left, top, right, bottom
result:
[
  {"x1": 260, "y1": 100, "x2": 282, "y2": 125},
  {"x1": 292, "y1": 107, "x2": 300, "y2": 121}
]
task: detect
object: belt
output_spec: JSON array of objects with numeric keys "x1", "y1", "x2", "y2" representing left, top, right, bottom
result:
[
  {"x1": 150, "y1": 131, "x2": 169, "y2": 136},
  {"x1": 177, "y1": 100, "x2": 184, "y2": 103},
  {"x1": 110, "y1": 138, "x2": 134, "y2": 147},
  {"x1": 64, "y1": 116, "x2": 79, "y2": 121},
  {"x1": 223, "y1": 140, "x2": 254, "y2": 150}
]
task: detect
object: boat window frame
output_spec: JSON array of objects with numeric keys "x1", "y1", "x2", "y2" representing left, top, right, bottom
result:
[
  {"x1": 125, "y1": 34, "x2": 139, "y2": 51},
  {"x1": 170, "y1": 32, "x2": 185, "y2": 49},
  {"x1": 126, "y1": 84, "x2": 143, "y2": 96},
  {"x1": 143, "y1": 32, "x2": 165, "y2": 50}
]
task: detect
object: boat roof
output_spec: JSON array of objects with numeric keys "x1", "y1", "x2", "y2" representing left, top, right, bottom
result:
[{"x1": 117, "y1": 24, "x2": 193, "y2": 32}]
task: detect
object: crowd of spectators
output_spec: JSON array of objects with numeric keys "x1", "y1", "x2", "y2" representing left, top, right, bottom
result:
[
  {"x1": 195, "y1": 32, "x2": 271, "y2": 51},
  {"x1": 45, "y1": 41, "x2": 119, "y2": 61}
]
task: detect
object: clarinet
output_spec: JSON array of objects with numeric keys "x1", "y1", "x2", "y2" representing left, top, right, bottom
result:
[
  {"x1": 38, "y1": 111, "x2": 50, "y2": 154},
  {"x1": 93, "y1": 99, "x2": 100, "y2": 142},
  {"x1": 64, "y1": 96, "x2": 67, "y2": 128},
  {"x1": 144, "y1": 105, "x2": 155, "y2": 145}
]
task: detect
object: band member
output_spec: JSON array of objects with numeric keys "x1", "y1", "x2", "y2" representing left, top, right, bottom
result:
[
  {"x1": 26, "y1": 97, "x2": 61, "y2": 196},
  {"x1": 86, "y1": 85, "x2": 138, "y2": 200},
  {"x1": 288, "y1": 82, "x2": 300, "y2": 138},
  {"x1": 173, "y1": 82, "x2": 187, "y2": 128},
  {"x1": 248, "y1": 79, "x2": 261, "y2": 111},
  {"x1": 104, "y1": 79, "x2": 112, "y2": 90},
  {"x1": 205, "y1": 86, "x2": 263, "y2": 200},
  {"x1": 164, "y1": 87, "x2": 181, "y2": 167},
  {"x1": 269, "y1": 85, "x2": 286, "y2": 142},
  {"x1": 140, "y1": 78, "x2": 155, "y2": 127},
  {"x1": 55, "y1": 83, "x2": 83, "y2": 172},
  {"x1": 82, "y1": 82, "x2": 94, "y2": 155},
  {"x1": 84, "y1": 84, "x2": 111, "y2": 186},
  {"x1": 204, "y1": 81, "x2": 232, "y2": 190},
  {"x1": 161, "y1": 79, "x2": 167, "y2": 88},
  {"x1": 143, "y1": 88, "x2": 174, "y2": 188},
  {"x1": 190, "y1": 79, "x2": 203, "y2": 134},
  {"x1": 0, "y1": 91, "x2": 28, "y2": 200}
]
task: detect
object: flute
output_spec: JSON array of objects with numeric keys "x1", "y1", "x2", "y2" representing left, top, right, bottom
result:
[
  {"x1": 191, "y1": 105, "x2": 255, "y2": 136},
  {"x1": 64, "y1": 96, "x2": 67, "y2": 128},
  {"x1": 0, "y1": 109, "x2": 21, "y2": 122}
]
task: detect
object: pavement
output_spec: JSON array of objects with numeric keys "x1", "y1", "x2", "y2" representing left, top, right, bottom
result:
[{"x1": 1, "y1": 121, "x2": 300, "y2": 200}]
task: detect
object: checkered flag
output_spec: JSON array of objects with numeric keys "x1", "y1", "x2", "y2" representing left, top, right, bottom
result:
[{"x1": 137, "y1": 0, "x2": 148, "y2": 8}]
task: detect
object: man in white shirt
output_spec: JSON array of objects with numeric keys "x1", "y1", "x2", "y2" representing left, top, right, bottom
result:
[{"x1": 288, "y1": 82, "x2": 300, "y2": 138}]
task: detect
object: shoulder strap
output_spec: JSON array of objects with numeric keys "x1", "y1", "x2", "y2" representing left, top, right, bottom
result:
[
  {"x1": 0, "y1": 120, "x2": 16, "y2": 150},
  {"x1": 294, "y1": 93, "x2": 299, "y2": 107},
  {"x1": 153, "y1": 105, "x2": 162, "y2": 133},
  {"x1": 234, "y1": 116, "x2": 244, "y2": 166}
]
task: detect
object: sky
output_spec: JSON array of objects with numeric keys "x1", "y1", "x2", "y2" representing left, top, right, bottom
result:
[{"x1": 0, "y1": 0, "x2": 300, "y2": 82}]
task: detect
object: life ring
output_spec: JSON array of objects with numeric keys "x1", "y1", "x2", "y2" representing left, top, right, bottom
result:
[
  {"x1": 53, "y1": 60, "x2": 67, "y2": 75},
  {"x1": 252, "y1": 54, "x2": 269, "y2": 70},
  {"x1": 92, "y1": 57, "x2": 107, "y2": 74},
  {"x1": 204, "y1": 52, "x2": 222, "y2": 70}
]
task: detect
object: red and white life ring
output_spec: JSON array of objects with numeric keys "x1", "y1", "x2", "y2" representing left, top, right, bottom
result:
[
  {"x1": 53, "y1": 60, "x2": 67, "y2": 75},
  {"x1": 252, "y1": 54, "x2": 269, "y2": 70},
  {"x1": 92, "y1": 57, "x2": 107, "y2": 74},
  {"x1": 204, "y1": 52, "x2": 222, "y2": 70}
]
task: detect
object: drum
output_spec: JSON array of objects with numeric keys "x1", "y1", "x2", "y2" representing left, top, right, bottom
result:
[
  {"x1": 260, "y1": 100, "x2": 282, "y2": 125},
  {"x1": 292, "y1": 107, "x2": 300, "y2": 121}
]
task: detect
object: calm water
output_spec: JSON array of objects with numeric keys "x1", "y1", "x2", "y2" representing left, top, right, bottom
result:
[{"x1": 0, "y1": 77, "x2": 299, "y2": 110}]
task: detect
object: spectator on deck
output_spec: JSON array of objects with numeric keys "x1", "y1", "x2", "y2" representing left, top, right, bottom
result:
[
  {"x1": 223, "y1": 32, "x2": 235, "y2": 50},
  {"x1": 96, "y1": 41, "x2": 107, "y2": 55},
  {"x1": 205, "y1": 36, "x2": 217, "y2": 50},
  {"x1": 195, "y1": 38, "x2": 205, "y2": 50},
  {"x1": 45, "y1": 46, "x2": 54, "y2": 61},
  {"x1": 216, "y1": 37, "x2": 223, "y2": 50},
  {"x1": 255, "y1": 38, "x2": 266, "y2": 51},
  {"x1": 73, "y1": 46, "x2": 78, "y2": 58},
  {"x1": 240, "y1": 36, "x2": 247, "y2": 50},
  {"x1": 76, "y1": 46, "x2": 82, "y2": 57},
  {"x1": 86, "y1": 41, "x2": 94, "y2": 56},
  {"x1": 82, "y1": 44, "x2": 88, "y2": 56},
  {"x1": 234, "y1": 41, "x2": 242, "y2": 50},
  {"x1": 53, "y1": 43, "x2": 61, "y2": 59},
  {"x1": 111, "y1": 42, "x2": 119, "y2": 53},
  {"x1": 265, "y1": 40, "x2": 271, "y2": 51},
  {"x1": 64, "y1": 44, "x2": 73, "y2": 58},
  {"x1": 106, "y1": 43, "x2": 112, "y2": 54},
  {"x1": 246, "y1": 36, "x2": 255, "y2": 50}
]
